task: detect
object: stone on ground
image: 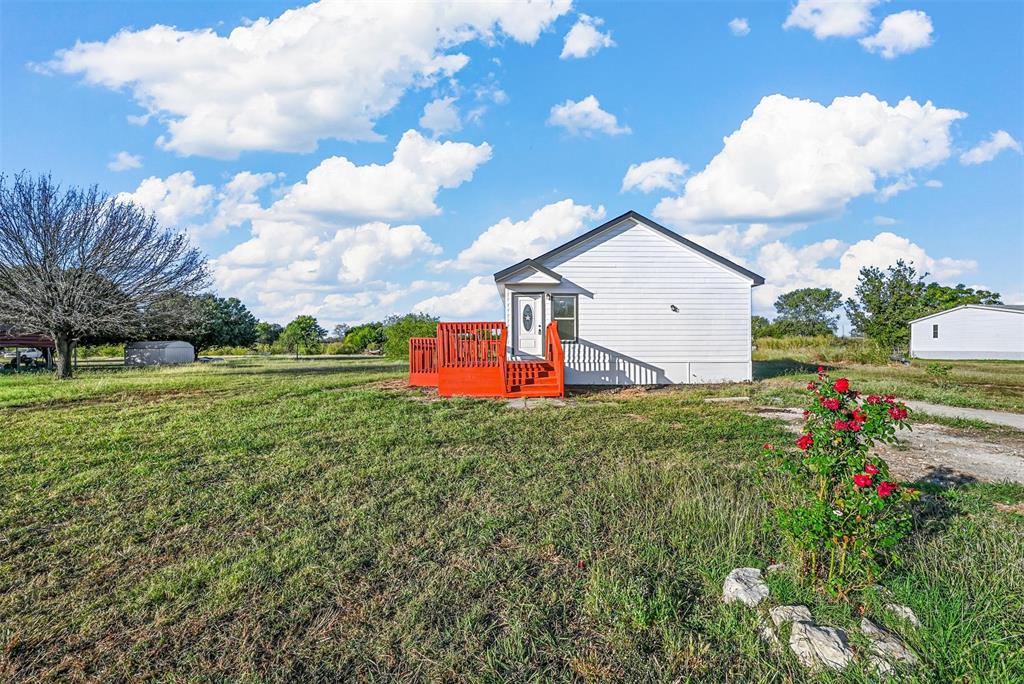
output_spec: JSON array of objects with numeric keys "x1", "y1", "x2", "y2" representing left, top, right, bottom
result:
[
  {"x1": 766, "y1": 562, "x2": 786, "y2": 574},
  {"x1": 885, "y1": 603, "x2": 922, "y2": 628},
  {"x1": 722, "y1": 567, "x2": 769, "y2": 607},
  {"x1": 789, "y1": 622, "x2": 855, "y2": 671},
  {"x1": 757, "y1": 621, "x2": 780, "y2": 648},
  {"x1": 770, "y1": 604, "x2": 812, "y2": 628},
  {"x1": 861, "y1": 618, "x2": 919, "y2": 673}
]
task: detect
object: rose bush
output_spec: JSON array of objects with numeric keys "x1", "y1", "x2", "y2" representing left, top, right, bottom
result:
[{"x1": 764, "y1": 367, "x2": 919, "y2": 594}]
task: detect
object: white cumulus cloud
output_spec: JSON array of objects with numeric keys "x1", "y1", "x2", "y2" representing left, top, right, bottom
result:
[
  {"x1": 560, "y1": 14, "x2": 615, "y2": 59},
  {"x1": 729, "y1": 18, "x2": 750, "y2": 37},
  {"x1": 653, "y1": 93, "x2": 965, "y2": 225},
  {"x1": 419, "y1": 97, "x2": 462, "y2": 138},
  {"x1": 414, "y1": 276, "x2": 501, "y2": 320},
  {"x1": 271, "y1": 130, "x2": 491, "y2": 222},
  {"x1": 117, "y1": 171, "x2": 214, "y2": 227},
  {"x1": 107, "y1": 151, "x2": 142, "y2": 171},
  {"x1": 621, "y1": 157, "x2": 688, "y2": 193},
  {"x1": 859, "y1": 10, "x2": 934, "y2": 58},
  {"x1": 872, "y1": 215, "x2": 898, "y2": 225},
  {"x1": 783, "y1": 0, "x2": 878, "y2": 39},
  {"x1": 960, "y1": 130, "x2": 1023, "y2": 165},
  {"x1": 548, "y1": 95, "x2": 631, "y2": 136},
  {"x1": 751, "y1": 231, "x2": 976, "y2": 312},
  {"x1": 876, "y1": 176, "x2": 916, "y2": 202},
  {"x1": 48, "y1": 0, "x2": 570, "y2": 158},
  {"x1": 446, "y1": 199, "x2": 605, "y2": 271}
]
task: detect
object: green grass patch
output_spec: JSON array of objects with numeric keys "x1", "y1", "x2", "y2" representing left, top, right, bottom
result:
[{"x1": 1, "y1": 359, "x2": 1022, "y2": 681}]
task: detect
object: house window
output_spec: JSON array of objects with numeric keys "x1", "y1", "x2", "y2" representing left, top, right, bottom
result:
[
  {"x1": 933, "y1": 324, "x2": 939, "y2": 339},
  {"x1": 551, "y1": 294, "x2": 577, "y2": 342}
]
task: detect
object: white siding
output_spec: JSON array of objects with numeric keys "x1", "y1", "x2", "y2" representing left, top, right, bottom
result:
[
  {"x1": 910, "y1": 307, "x2": 1024, "y2": 360},
  {"x1": 504, "y1": 218, "x2": 754, "y2": 384}
]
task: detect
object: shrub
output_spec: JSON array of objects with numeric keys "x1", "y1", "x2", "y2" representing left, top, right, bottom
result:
[
  {"x1": 763, "y1": 369, "x2": 919, "y2": 595},
  {"x1": 77, "y1": 344, "x2": 125, "y2": 358},
  {"x1": 382, "y1": 313, "x2": 438, "y2": 359},
  {"x1": 202, "y1": 346, "x2": 253, "y2": 356},
  {"x1": 340, "y1": 323, "x2": 384, "y2": 354}
]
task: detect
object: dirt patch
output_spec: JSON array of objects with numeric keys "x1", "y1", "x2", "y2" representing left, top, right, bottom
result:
[
  {"x1": 754, "y1": 407, "x2": 1024, "y2": 486},
  {"x1": 995, "y1": 502, "x2": 1024, "y2": 514},
  {"x1": 366, "y1": 379, "x2": 442, "y2": 402}
]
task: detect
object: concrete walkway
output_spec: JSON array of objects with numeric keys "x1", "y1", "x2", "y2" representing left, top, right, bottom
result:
[{"x1": 906, "y1": 401, "x2": 1024, "y2": 431}]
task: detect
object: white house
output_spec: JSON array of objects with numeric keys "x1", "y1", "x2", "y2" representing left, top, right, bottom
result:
[
  {"x1": 909, "y1": 305, "x2": 1024, "y2": 360},
  {"x1": 493, "y1": 210, "x2": 764, "y2": 385}
]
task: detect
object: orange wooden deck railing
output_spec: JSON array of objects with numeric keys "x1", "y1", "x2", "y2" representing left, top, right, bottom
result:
[
  {"x1": 543, "y1": 320, "x2": 566, "y2": 397},
  {"x1": 408, "y1": 320, "x2": 564, "y2": 398},
  {"x1": 408, "y1": 337, "x2": 438, "y2": 386},
  {"x1": 436, "y1": 322, "x2": 508, "y2": 397}
]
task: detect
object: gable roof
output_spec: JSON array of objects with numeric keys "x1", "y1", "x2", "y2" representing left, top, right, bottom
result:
[
  {"x1": 491, "y1": 258, "x2": 563, "y2": 283},
  {"x1": 493, "y1": 210, "x2": 765, "y2": 286},
  {"x1": 909, "y1": 304, "x2": 1024, "y2": 324}
]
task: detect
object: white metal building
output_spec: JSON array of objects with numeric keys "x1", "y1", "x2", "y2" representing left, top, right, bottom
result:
[
  {"x1": 493, "y1": 210, "x2": 764, "y2": 384},
  {"x1": 909, "y1": 305, "x2": 1024, "y2": 360},
  {"x1": 125, "y1": 340, "x2": 195, "y2": 366}
]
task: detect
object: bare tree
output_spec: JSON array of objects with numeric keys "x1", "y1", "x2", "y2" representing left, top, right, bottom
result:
[{"x1": 0, "y1": 173, "x2": 209, "y2": 378}]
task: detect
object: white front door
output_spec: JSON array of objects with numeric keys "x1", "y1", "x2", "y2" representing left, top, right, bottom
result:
[{"x1": 513, "y1": 293, "x2": 544, "y2": 358}]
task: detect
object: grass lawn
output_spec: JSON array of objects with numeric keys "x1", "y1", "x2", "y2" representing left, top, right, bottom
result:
[
  {"x1": 2, "y1": 358, "x2": 1023, "y2": 682},
  {"x1": 752, "y1": 345, "x2": 1024, "y2": 413}
]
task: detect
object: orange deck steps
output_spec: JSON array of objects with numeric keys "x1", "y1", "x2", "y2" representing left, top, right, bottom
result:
[{"x1": 409, "y1": 321, "x2": 564, "y2": 398}]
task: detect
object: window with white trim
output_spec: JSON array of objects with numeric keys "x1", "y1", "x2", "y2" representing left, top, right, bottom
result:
[{"x1": 551, "y1": 294, "x2": 577, "y2": 342}]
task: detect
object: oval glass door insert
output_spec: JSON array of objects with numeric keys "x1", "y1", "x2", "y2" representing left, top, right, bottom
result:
[{"x1": 522, "y1": 304, "x2": 534, "y2": 331}]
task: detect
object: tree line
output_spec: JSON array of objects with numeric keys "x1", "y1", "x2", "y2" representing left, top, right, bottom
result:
[{"x1": 754, "y1": 261, "x2": 1002, "y2": 353}]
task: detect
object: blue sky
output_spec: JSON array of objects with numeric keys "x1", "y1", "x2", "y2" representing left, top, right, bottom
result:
[{"x1": 2, "y1": 0, "x2": 1022, "y2": 328}]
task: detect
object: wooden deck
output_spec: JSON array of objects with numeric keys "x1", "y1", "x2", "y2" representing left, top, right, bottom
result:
[{"x1": 409, "y1": 321, "x2": 564, "y2": 398}]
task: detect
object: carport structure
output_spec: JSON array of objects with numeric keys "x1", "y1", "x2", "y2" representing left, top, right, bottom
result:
[{"x1": 0, "y1": 327, "x2": 55, "y2": 370}]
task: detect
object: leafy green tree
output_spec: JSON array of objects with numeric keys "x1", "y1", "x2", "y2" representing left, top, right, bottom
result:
[
  {"x1": 340, "y1": 322, "x2": 384, "y2": 354},
  {"x1": 280, "y1": 315, "x2": 326, "y2": 356},
  {"x1": 845, "y1": 261, "x2": 929, "y2": 353},
  {"x1": 331, "y1": 324, "x2": 350, "y2": 341},
  {"x1": 382, "y1": 313, "x2": 439, "y2": 358},
  {"x1": 751, "y1": 315, "x2": 771, "y2": 338},
  {"x1": 172, "y1": 295, "x2": 258, "y2": 356},
  {"x1": 255, "y1": 321, "x2": 283, "y2": 346},
  {"x1": 774, "y1": 287, "x2": 843, "y2": 336},
  {"x1": 923, "y1": 283, "x2": 1001, "y2": 310}
]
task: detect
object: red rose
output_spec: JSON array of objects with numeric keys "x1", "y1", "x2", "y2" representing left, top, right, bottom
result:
[
  {"x1": 821, "y1": 397, "x2": 840, "y2": 411},
  {"x1": 763, "y1": 443, "x2": 774, "y2": 450},
  {"x1": 889, "y1": 406, "x2": 908, "y2": 421},
  {"x1": 864, "y1": 463, "x2": 879, "y2": 475},
  {"x1": 866, "y1": 395, "x2": 882, "y2": 405},
  {"x1": 876, "y1": 481, "x2": 897, "y2": 498},
  {"x1": 853, "y1": 474, "x2": 873, "y2": 487},
  {"x1": 802, "y1": 410, "x2": 811, "y2": 418},
  {"x1": 849, "y1": 421, "x2": 862, "y2": 432},
  {"x1": 817, "y1": 366, "x2": 825, "y2": 373},
  {"x1": 884, "y1": 394, "x2": 896, "y2": 404},
  {"x1": 806, "y1": 382, "x2": 816, "y2": 390},
  {"x1": 796, "y1": 434, "x2": 814, "y2": 450},
  {"x1": 834, "y1": 420, "x2": 849, "y2": 431},
  {"x1": 833, "y1": 378, "x2": 850, "y2": 394},
  {"x1": 850, "y1": 408, "x2": 867, "y2": 423}
]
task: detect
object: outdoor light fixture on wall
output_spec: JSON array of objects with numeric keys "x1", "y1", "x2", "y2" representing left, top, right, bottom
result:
[{"x1": 670, "y1": 304, "x2": 679, "y2": 312}]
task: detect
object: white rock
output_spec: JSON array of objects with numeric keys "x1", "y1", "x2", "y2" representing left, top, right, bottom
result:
[
  {"x1": 767, "y1": 562, "x2": 786, "y2": 574},
  {"x1": 770, "y1": 604, "x2": 812, "y2": 627},
  {"x1": 862, "y1": 618, "x2": 920, "y2": 669},
  {"x1": 789, "y1": 621, "x2": 855, "y2": 671},
  {"x1": 722, "y1": 567, "x2": 769, "y2": 607},
  {"x1": 885, "y1": 603, "x2": 922, "y2": 628},
  {"x1": 758, "y1": 622, "x2": 780, "y2": 648}
]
